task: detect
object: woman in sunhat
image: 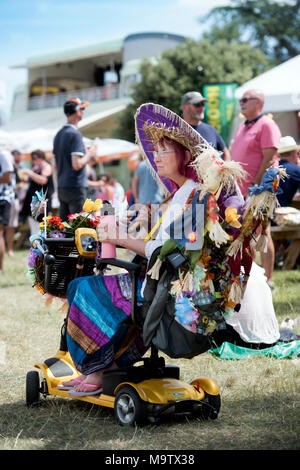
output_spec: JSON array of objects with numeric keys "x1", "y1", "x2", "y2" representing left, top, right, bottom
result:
[{"x1": 60, "y1": 103, "x2": 280, "y2": 397}]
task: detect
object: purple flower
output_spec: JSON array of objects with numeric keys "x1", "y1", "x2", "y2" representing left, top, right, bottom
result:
[
  {"x1": 49, "y1": 230, "x2": 66, "y2": 239},
  {"x1": 28, "y1": 248, "x2": 40, "y2": 267}
]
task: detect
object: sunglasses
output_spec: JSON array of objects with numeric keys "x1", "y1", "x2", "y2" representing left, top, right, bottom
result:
[
  {"x1": 239, "y1": 97, "x2": 257, "y2": 104},
  {"x1": 192, "y1": 102, "x2": 205, "y2": 108}
]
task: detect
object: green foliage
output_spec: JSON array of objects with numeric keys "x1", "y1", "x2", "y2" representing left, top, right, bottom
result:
[
  {"x1": 114, "y1": 38, "x2": 269, "y2": 141},
  {"x1": 201, "y1": 0, "x2": 300, "y2": 63}
]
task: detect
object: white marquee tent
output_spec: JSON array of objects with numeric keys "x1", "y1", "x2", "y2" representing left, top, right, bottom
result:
[
  {"x1": 231, "y1": 55, "x2": 300, "y2": 142},
  {"x1": 235, "y1": 54, "x2": 300, "y2": 113},
  {"x1": 0, "y1": 127, "x2": 139, "y2": 163}
]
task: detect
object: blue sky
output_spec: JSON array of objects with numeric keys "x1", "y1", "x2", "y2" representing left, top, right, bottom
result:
[
  {"x1": 0, "y1": 0, "x2": 230, "y2": 110},
  {"x1": 0, "y1": 0, "x2": 227, "y2": 66},
  {"x1": 0, "y1": 0, "x2": 292, "y2": 113}
]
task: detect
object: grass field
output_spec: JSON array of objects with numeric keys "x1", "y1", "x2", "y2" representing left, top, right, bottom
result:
[{"x1": 0, "y1": 249, "x2": 299, "y2": 450}]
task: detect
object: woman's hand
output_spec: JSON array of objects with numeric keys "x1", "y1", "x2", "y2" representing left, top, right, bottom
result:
[
  {"x1": 97, "y1": 219, "x2": 146, "y2": 256},
  {"x1": 97, "y1": 220, "x2": 117, "y2": 243}
]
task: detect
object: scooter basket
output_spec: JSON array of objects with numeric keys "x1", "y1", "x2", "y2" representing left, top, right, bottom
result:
[{"x1": 42, "y1": 237, "x2": 96, "y2": 298}]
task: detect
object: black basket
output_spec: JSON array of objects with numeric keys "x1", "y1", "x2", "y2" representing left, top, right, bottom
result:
[{"x1": 42, "y1": 237, "x2": 96, "y2": 298}]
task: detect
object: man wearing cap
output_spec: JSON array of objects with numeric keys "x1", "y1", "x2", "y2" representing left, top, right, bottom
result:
[
  {"x1": 53, "y1": 98, "x2": 96, "y2": 221},
  {"x1": 230, "y1": 89, "x2": 282, "y2": 289},
  {"x1": 181, "y1": 91, "x2": 230, "y2": 160},
  {"x1": 277, "y1": 136, "x2": 300, "y2": 207}
]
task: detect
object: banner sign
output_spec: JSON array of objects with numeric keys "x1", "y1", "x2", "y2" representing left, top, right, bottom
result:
[{"x1": 202, "y1": 83, "x2": 238, "y2": 144}]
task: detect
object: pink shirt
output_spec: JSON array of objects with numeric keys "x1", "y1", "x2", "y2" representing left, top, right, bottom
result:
[{"x1": 231, "y1": 115, "x2": 281, "y2": 196}]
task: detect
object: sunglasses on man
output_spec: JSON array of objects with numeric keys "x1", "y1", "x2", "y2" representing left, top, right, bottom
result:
[
  {"x1": 192, "y1": 102, "x2": 206, "y2": 108},
  {"x1": 239, "y1": 97, "x2": 257, "y2": 104}
]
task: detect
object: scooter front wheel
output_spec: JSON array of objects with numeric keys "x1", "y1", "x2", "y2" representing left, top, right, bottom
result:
[{"x1": 26, "y1": 371, "x2": 41, "y2": 407}]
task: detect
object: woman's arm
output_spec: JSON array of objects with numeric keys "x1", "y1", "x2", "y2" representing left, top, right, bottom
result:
[{"x1": 23, "y1": 163, "x2": 52, "y2": 186}]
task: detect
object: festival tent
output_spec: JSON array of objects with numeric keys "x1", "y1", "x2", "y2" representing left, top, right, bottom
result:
[
  {"x1": 233, "y1": 55, "x2": 300, "y2": 141},
  {"x1": 93, "y1": 137, "x2": 139, "y2": 163},
  {"x1": 0, "y1": 128, "x2": 139, "y2": 164},
  {"x1": 235, "y1": 54, "x2": 300, "y2": 113},
  {"x1": 0, "y1": 128, "x2": 55, "y2": 156}
]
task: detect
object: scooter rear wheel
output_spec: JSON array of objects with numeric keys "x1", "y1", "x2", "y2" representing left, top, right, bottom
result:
[
  {"x1": 199, "y1": 393, "x2": 221, "y2": 420},
  {"x1": 114, "y1": 386, "x2": 147, "y2": 426}
]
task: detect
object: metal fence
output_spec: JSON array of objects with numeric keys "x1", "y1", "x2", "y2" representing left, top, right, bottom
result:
[{"x1": 28, "y1": 84, "x2": 120, "y2": 110}]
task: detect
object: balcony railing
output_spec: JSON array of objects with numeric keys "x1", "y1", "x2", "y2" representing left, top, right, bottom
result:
[{"x1": 28, "y1": 83, "x2": 120, "y2": 111}]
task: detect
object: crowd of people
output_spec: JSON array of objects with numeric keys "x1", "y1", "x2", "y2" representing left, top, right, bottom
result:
[
  {"x1": 0, "y1": 91, "x2": 299, "y2": 279},
  {"x1": 0, "y1": 98, "x2": 128, "y2": 273}
]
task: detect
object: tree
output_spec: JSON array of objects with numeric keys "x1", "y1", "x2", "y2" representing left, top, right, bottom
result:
[
  {"x1": 114, "y1": 38, "x2": 269, "y2": 141},
  {"x1": 200, "y1": 0, "x2": 300, "y2": 63}
]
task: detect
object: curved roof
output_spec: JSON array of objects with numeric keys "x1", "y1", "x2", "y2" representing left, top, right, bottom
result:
[
  {"x1": 124, "y1": 32, "x2": 186, "y2": 43},
  {"x1": 15, "y1": 37, "x2": 124, "y2": 69}
]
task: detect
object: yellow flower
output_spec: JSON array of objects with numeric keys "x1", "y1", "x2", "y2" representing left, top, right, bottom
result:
[
  {"x1": 82, "y1": 199, "x2": 94, "y2": 213},
  {"x1": 83, "y1": 198, "x2": 103, "y2": 213},
  {"x1": 225, "y1": 206, "x2": 242, "y2": 228},
  {"x1": 93, "y1": 199, "x2": 103, "y2": 212}
]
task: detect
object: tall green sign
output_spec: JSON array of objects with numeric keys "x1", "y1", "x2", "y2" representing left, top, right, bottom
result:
[{"x1": 203, "y1": 83, "x2": 238, "y2": 144}]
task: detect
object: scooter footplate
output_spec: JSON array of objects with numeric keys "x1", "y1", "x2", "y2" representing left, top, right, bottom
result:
[{"x1": 44, "y1": 357, "x2": 74, "y2": 378}]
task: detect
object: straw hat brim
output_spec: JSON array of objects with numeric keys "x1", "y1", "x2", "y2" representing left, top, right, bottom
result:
[
  {"x1": 278, "y1": 145, "x2": 300, "y2": 153},
  {"x1": 134, "y1": 103, "x2": 214, "y2": 195}
]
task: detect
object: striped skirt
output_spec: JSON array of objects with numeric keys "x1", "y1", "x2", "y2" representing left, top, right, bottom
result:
[{"x1": 66, "y1": 273, "x2": 147, "y2": 375}]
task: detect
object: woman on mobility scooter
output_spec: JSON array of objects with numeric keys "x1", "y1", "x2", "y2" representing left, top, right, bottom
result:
[{"x1": 60, "y1": 103, "x2": 282, "y2": 398}]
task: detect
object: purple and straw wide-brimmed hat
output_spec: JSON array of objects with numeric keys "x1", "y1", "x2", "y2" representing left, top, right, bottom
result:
[{"x1": 134, "y1": 103, "x2": 212, "y2": 195}]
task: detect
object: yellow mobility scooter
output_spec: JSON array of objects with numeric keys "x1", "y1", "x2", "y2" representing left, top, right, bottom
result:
[{"x1": 26, "y1": 228, "x2": 221, "y2": 426}]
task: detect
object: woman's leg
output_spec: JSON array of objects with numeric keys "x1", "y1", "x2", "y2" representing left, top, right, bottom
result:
[{"x1": 70, "y1": 331, "x2": 147, "y2": 393}]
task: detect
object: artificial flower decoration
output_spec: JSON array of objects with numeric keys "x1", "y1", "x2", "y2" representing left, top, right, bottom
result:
[
  {"x1": 272, "y1": 175, "x2": 280, "y2": 192},
  {"x1": 225, "y1": 206, "x2": 242, "y2": 228},
  {"x1": 205, "y1": 194, "x2": 230, "y2": 247},
  {"x1": 40, "y1": 215, "x2": 66, "y2": 234},
  {"x1": 93, "y1": 198, "x2": 103, "y2": 212},
  {"x1": 187, "y1": 231, "x2": 197, "y2": 243},
  {"x1": 67, "y1": 212, "x2": 100, "y2": 231},
  {"x1": 83, "y1": 198, "x2": 102, "y2": 213},
  {"x1": 82, "y1": 199, "x2": 94, "y2": 212}
]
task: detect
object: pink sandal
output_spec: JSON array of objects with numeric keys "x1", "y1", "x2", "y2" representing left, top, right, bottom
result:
[
  {"x1": 57, "y1": 377, "x2": 84, "y2": 391},
  {"x1": 68, "y1": 383, "x2": 103, "y2": 397}
]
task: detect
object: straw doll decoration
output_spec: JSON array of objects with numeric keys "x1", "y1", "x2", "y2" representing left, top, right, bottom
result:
[
  {"x1": 192, "y1": 150, "x2": 247, "y2": 248},
  {"x1": 227, "y1": 166, "x2": 287, "y2": 259},
  {"x1": 225, "y1": 166, "x2": 287, "y2": 302}
]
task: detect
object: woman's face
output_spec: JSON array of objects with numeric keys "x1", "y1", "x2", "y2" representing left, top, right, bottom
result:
[
  {"x1": 31, "y1": 155, "x2": 42, "y2": 167},
  {"x1": 154, "y1": 140, "x2": 180, "y2": 180}
]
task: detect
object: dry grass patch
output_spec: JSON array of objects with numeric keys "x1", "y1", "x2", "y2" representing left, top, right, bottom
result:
[{"x1": 0, "y1": 250, "x2": 299, "y2": 450}]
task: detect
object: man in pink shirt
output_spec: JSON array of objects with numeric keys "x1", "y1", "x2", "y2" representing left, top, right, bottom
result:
[{"x1": 231, "y1": 89, "x2": 281, "y2": 288}]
